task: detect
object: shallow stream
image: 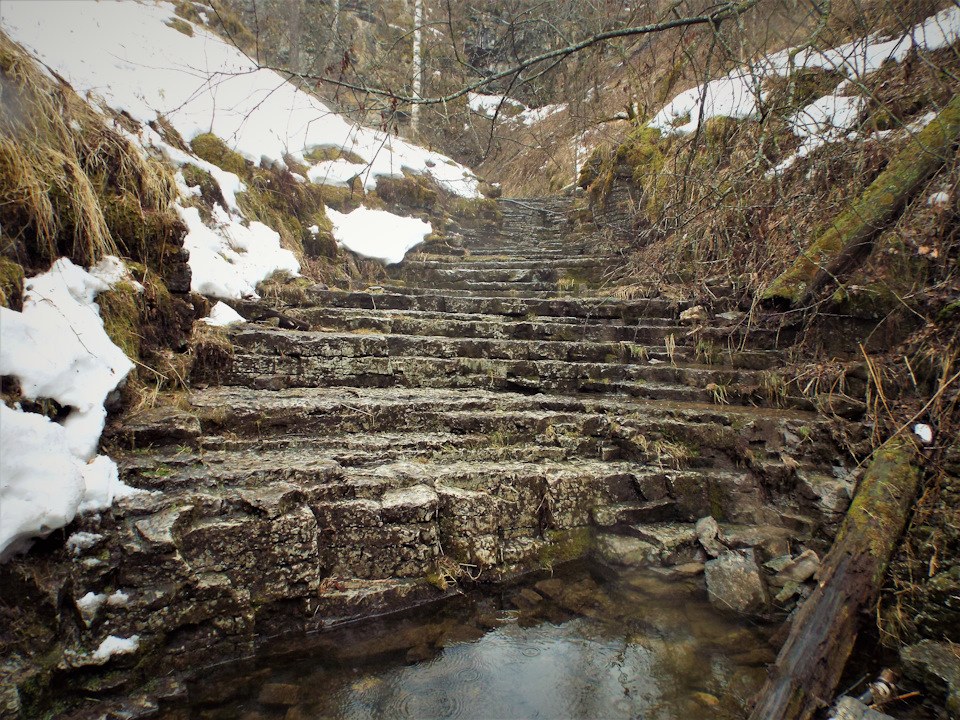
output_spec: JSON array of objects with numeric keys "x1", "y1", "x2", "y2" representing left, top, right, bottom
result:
[{"x1": 183, "y1": 564, "x2": 777, "y2": 719}]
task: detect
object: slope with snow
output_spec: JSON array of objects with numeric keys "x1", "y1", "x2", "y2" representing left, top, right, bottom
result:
[
  {"x1": 0, "y1": 0, "x2": 485, "y2": 558},
  {"x1": 648, "y1": 6, "x2": 960, "y2": 165},
  {"x1": 0, "y1": 0, "x2": 479, "y2": 298}
]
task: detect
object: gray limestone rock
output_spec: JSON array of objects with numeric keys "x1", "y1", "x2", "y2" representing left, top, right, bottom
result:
[
  {"x1": 902, "y1": 639, "x2": 960, "y2": 719},
  {"x1": 705, "y1": 549, "x2": 770, "y2": 614},
  {"x1": 829, "y1": 696, "x2": 896, "y2": 720}
]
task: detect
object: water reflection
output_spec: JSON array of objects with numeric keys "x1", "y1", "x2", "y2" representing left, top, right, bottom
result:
[{"x1": 188, "y1": 566, "x2": 774, "y2": 720}]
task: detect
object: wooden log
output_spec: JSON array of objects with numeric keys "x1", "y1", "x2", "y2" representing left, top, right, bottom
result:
[
  {"x1": 762, "y1": 94, "x2": 960, "y2": 307},
  {"x1": 748, "y1": 436, "x2": 921, "y2": 720}
]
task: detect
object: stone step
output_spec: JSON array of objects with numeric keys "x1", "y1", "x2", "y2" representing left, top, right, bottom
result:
[
  {"x1": 213, "y1": 351, "x2": 789, "y2": 405},
  {"x1": 399, "y1": 256, "x2": 616, "y2": 271},
  {"x1": 285, "y1": 288, "x2": 685, "y2": 320},
  {"x1": 276, "y1": 307, "x2": 786, "y2": 357},
  {"x1": 223, "y1": 326, "x2": 777, "y2": 371},
  {"x1": 371, "y1": 283, "x2": 592, "y2": 299},
  {"x1": 117, "y1": 448, "x2": 800, "y2": 541},
  {"x1": 118, "y1": 388, "x2": 831, "y2": 477}
]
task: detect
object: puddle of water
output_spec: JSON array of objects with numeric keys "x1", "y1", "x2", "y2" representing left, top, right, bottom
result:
[{"x1": 184, "y1": 564, "x2": 776, "y2": 720}]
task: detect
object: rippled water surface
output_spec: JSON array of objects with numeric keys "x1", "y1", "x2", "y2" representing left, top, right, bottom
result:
[{"x1": 188, "y1": 566, "x2": 775, "y2": 720}]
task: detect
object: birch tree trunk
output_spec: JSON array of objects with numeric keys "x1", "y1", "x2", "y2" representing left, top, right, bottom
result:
[{"x1": 411, "y1": 0, "x2": 424, "y2": 137}]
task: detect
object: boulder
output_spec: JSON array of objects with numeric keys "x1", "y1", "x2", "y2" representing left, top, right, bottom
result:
[
  {"x1": 901, "y1": 639, "x2": 960, "y2": 718},
  {"x1": 705, "y1": 548, "x2": 769, "y2": 614},
  {"x1": 695, "y1": 516, "x2": 726, "y2": 558},
  {"x1": 829, "y1": 696, "x2": 896, "y2": 720}
]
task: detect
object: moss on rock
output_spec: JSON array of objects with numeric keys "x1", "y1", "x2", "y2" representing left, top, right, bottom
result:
[{"x1": 189, "y1": 133, "x2": 251, "y2": 179}]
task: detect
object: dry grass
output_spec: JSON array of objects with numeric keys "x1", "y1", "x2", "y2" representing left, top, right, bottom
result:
[{"x1": 0, "y1": 33, "x2": 178, "y2": 272}]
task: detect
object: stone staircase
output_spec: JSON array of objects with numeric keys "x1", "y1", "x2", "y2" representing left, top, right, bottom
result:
[{"x1": 26, "y1": 198, "x2": 857, "y2": 692}]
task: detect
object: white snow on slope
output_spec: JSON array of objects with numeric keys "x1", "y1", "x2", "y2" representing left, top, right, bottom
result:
[
  {"x1": 0, "y1": 259, "x2": 142, "y2": 559},
  {"x1": 0, "y1": 0, "x2": 481, "y2": 297},
  {"x1": 650, "y1": 5, "x2": 960, "y2": 151},
  {"x1": 468, "y1": 92, "x2": 567, "y2": 127},
  {"x1": 327, "y1": 207, "x2": 432, "y2": 265}
]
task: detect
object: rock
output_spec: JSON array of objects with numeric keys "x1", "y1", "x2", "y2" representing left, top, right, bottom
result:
[
  {"x1": 673, "y1": 562, "x2": 705, "y2": 576},
  {"x1": 797, "y1": 470, "x2": 855, "y2": 518},
  {"x1": 691, "y1": 691, "x2": 721, "y2": 708},
  {"x1": 911, "y1": 565, "x2": 960, "y2": 642},
  {"x1": 815, "y1": 393, "x2": 867, "y2": 419},
  {"x1": 773, "y1": 549, "x2": 820, "y2": 584},
  {"x1": 705, "y1": 549, "x2": 769, "y2": 614},
  {"x1": 595, "y1": 534, "x2": 660, "y2": 567},
  {"x1": 510, "y1": 588, "x2": 544, "y2": 610},
  {"x1": 631, "y1": 523, "x2": 701, "y2": 566},
  {"x1": 902, "y1": 639, "x2": 960, "y2": 717},
  {"x1": 120, "y1": 406, "x2": 201, "y2": 446},
  {"x1": 680, "y1": 305, "x2": 708, "y2": 324},
  {"x1": 830, "y1": 696, "x2": 897, "y2": 719},
  {"x1": 695, "y1": 516, "x2": 726, "y2": 558},
  {"x1": 380, "y1": 485, "x2": 438, "y2": 523},
  {"x1": 773, "y1": 579, "x2": 803, "y2": 606}
]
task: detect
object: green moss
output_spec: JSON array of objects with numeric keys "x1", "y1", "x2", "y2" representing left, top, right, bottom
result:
[
  {"x1": 164, "y1": 17, "x2": 194, "y2": 36},
  {"x1": 304, "y1": 146, "x2": 366, "y2": 165},
  {"x1": 446, "y1": 196, "x2": 501, "y2": 221},
  {"x1": 764, "y1": 94, "x2": 960, "y2": 305},
  {"x1": 0, "y1": 256, "x2": 24, "y2": 310},
  {"x1": 840, "y1": 437, "x2": 920, "y2": 584},
  {"x1": 830, "y1": 282, "x2": 900, "y2": 319},
  {"x1": 702, "y1": 115, "x2": 738, "y2": 147},
  {"x1": 180, "y1": 164, "x2": 226, "y2": 212},
  {"x1": 538, "y1": 527, "x2": 595, "y2": 568},
  {"x1": 373, "y1": 174, "x2": 438, "y2": 211},
  {"x1": 99, "y1": 282, "x2": 142, "y2": 362},
  {"x1": 237, "y1": 166, "x2": 339, "y2": 260},
  {"x1": 189, "y1": 133, "x2": 250, "y2": 178},
  {"x1": 101, "y1": 192, "x2": 187, "y2": 270}
]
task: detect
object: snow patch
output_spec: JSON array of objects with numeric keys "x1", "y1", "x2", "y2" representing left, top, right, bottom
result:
[
  {"x1": 93, "y1": 635, "x2": 140, "y2": 662},
  {"x1": 0, "y1": 259, "x2": 141, "y2": 559},
  {"x1": 202, "y1": 301, "x2": 246, "y2": 327},
  {"x1": 176, "y1": 204, "x2": 299, "y2": 299},
  {"x1": 326, "y1": 206, "x2": 432, "y2": 265},
  {"x1": 67, "y1": 532, "x2": 104, "y2": 554}
]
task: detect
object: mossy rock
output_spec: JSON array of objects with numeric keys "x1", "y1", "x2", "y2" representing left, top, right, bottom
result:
[
  {"x1": 304, "y1": 146, "x2": 366, "y2": 166},
  {"x1": 101, "y1": 192, "x2": 187, "y2": 268},
  {"x1": 189, "y1": 133, "x2": 250, "y2": 179},
  {"x1": 373, "y1": 174, "x2": 438, "y2": 212},
  {"x1": 181, "y1": 164, "x2": 226, "y2": 211},
  {"x1": 0, "y1": 256, "x2": 24, "y2": 311},
  {"x1": 830, "y1": 282, "x2": 902, "y2": 319},
  {"x1": 99, "y1": 282, "x2": 143, "y2": 362},
  {"x1": 318, "y1": 184, "x2": 364, "y2": 213},
  {"x1": 303, "y1": 214, "x2": 338, "y2": 259},
  {"x1": 577, "y1": 146, "x2": 605, "y2": 189},
  {"x1": 164, "y1": 17, "x2": 194, "y2": 36},
  {"x1": 538, "y1": 527, "x2": 595, "y2": 568},
  {"x1": 702, "y1": 115, "x2": 739, "y2": 147}
]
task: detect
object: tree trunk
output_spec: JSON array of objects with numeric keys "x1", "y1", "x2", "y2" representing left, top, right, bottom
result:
[
  {"x1": 410, "y1": 0, "x2": 424, "y2": 137},
  {"x1": 762, "y1": 94, "x2": 960, "y2": 307},
  {"x1": 748, "y1": 437, "x2": 921, "y2": 720}
]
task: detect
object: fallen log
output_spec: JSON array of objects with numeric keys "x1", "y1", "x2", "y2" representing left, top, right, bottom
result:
[
  {"x1": 763, "y1": 94, "x2": 960, "y2": 307},
  {"x1": 748, "y1": 436, "x2": 921, "y2": 720}
]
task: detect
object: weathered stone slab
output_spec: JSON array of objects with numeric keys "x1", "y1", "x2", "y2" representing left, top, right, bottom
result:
[{"x1": 705, "y1": 549, "x2": 770, "y2": 614}]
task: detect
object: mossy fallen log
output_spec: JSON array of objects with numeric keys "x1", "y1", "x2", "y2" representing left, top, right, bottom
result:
[
  {"x1": 748, "y1": 436, "x2": 921, "y2": 720},
  {"x1": 763, "y1": 94, "x2": 960, "y2": 307}
]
